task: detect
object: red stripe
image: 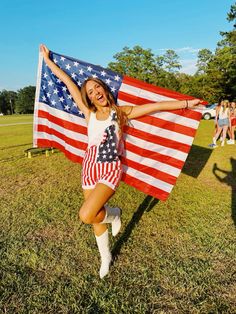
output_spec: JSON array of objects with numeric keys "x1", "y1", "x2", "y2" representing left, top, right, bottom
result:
[
  {"x1": 118, "y1": 91, "x2": 203, "y2": 121},
  {"x1": 124, "y1": 141, "x2": 184, "y2": 169},
  {"x1": 37, "y1": 124, "x2": 87, "y2": 151},
  {"x1": 124, "y1": 126, "x2": 191, "y2": 153},
  {"x1": 38, "y1": 109, "x2": 87, "y2": 135},
  {"x1": 37, "y1": 139, "x2": 83, "y2": 163},
  {"x1": 122, "y1": 76, "x2": 208, "y2": 104},
  {"x1": 88, "y1": 147, "x2": 94, "y2": 186},
  {"x1": 134, "y1": 115, "x2": 197, "y2": 137},
  {"x1": 122, "y1": 172, "x2": 169, "y2": 201},
  {"x1": 121, "y1": 158, "x2": 177, "y2": 186}
]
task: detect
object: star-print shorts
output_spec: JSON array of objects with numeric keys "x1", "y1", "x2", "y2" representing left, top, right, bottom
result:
[{"x1": 82, "y1": 145, "x2": 123, "y2": 191}]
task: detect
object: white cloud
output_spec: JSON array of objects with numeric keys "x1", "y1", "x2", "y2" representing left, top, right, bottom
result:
[
  {"x1": 180, "y1": 59, "x2": 198, "y2": 75},
  {"x1": 175, "y1": 47, "x2": 201, "y2": 55},
  {"x1": 156, "y1": 47, "x2": 202, "y2": 75},
  {"x1": 156, "y1": 46, "x2": 201, "y2": 55}
]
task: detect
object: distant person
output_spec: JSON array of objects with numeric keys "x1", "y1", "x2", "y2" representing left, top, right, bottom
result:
[
  {"x1": 208, "y1": 100, "x2": 222, "y2": 148},
  {"x1": 213, "y1": 101, "x2": 221, "y2": 138},
  {"x1": 212, "y1": 100, "x2": 230, "y2": 147},
  {"x1": 227, "y1": 101, "x2": 236, "y2": 144}
]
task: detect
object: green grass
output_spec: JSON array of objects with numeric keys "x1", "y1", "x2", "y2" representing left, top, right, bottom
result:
[
  {"x1": 0, "y1": 114, "x2": 33, "y2": 125},
  {"x1": 1, "y1": 115, "x2": 235, "y2": 313}
]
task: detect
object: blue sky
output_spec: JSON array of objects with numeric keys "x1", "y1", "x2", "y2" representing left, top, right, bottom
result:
[{"x1": 0, "y1": 0, "x2": 234, "y2": 91}]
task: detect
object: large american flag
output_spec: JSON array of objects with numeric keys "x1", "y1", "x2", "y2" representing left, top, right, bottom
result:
[{"x1": 34, "y1": 50, "x2": 204, "y2": 201}]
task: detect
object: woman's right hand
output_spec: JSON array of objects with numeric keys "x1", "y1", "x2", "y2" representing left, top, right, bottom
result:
[{"x1": 40, "y1": 44, "x2": 50, "y2": 60}]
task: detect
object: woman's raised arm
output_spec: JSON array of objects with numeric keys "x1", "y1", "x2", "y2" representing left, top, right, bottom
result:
[
  {"x1": 121, "y1": 99, "x2": 202, "y2": 119},
  {"x1": 40, "y1": 44, "x2": 90, "y2": 123}
]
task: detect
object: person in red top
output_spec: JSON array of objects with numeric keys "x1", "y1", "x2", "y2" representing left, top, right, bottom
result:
[{"x1": 227, "y1": 101, "x2": 236, "y2": 144}]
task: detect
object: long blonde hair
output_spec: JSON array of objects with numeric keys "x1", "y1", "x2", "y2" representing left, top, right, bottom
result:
[
  {"x1": 81, "y1": 77, "x2": 127, "y2": 135},
  {"x1": 222, "y1": 100, "x2": 229, "y2": 112}
]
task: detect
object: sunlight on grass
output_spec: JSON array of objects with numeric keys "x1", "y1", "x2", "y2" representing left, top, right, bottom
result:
[{"x1": 0, "y1": 115, "x2": 235, "y2": 313}]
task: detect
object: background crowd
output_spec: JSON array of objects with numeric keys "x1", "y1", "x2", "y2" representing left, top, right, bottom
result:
[{"x1": 210, "y1": 100, "x2": 236, "y2": 147}]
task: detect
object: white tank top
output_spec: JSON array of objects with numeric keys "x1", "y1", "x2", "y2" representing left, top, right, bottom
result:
[
  {"x1": 219, "y1": 107, "x2": 229, "y2": 120},
  {"x1": 87, "y1": 110, "x2": 120, "y2": 148}
]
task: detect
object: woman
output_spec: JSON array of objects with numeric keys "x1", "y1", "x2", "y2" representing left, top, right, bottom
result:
[
  {"x1": 40, "y1": 44, "x2": 202, "y2": 278},
  {"x1": 212, "y1": 100, "x2": 230, "y2": 147},
  {"x1": 227, "y1": 101, "x2": 236, "y2": 144}
]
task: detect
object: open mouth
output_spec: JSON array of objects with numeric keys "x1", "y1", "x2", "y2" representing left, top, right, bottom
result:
[{"x1": 97, "y1": 94, "x2": 105, "y2": 103}]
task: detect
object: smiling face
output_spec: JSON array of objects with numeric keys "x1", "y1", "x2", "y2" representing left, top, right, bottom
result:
[{"x1": 85, "y1": 80, "x2": 108, "y2": 108}]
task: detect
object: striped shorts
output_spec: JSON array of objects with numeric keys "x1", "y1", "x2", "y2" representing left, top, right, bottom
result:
[{"x1": 82, "y1": 145, "x2": 123, "y2": 191}]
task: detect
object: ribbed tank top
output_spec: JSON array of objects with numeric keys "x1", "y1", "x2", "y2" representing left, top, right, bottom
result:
[{"x1": 87, "y1": 110, "x2": 120, "y2": 148}]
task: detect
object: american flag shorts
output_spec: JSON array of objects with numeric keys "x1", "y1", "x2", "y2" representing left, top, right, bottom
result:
[{"x1": 82, "y1": 145, "x2": 123, "y2": 191}]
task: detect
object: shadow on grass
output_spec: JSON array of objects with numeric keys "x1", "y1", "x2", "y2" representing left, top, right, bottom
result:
[
  {"x1": 112, "y1": 195, "x2": 159, "y2": 259},
  {"x1": 0, "y1": 155, "x2": 26, "y2": 163},
  {"x1": 182, "y1": 144, "x2": 213, "y2": 178},
  {"x1": 213, "y1": 158, "x2": 236, "y2": 226},
  {"x1": 0, "y1": 143, "x2": 32, "y2": 150}
]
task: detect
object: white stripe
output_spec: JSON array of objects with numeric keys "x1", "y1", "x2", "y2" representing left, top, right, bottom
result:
[
  {"x1": 151, "y1": 111, "x2": 199, "y2": 129},
  {"x1": 120, "y1": 83, "x2": 177, "y2": 102},
  {"x1": 37, "y1": 117, "x2": 88, "y2": 143},
  {"x1": 125, "y1": 134, "x2": 187, "y2": 161},
  {"x1": 35, "y1": 131, "x2": 85, "y2": 158},
  {"x1": 37, "y1": 102, "x2": 87, "y2": 128},
  {"x1": 117, "y1": 99, "x2": 200, "y2": 129},
  {"x1": 121, "y1": 83, "x2": 205, "y2": 116},
  {"x1": 129, "y1": 119, "x2": 194, "y2": 145},
  {"x1": 125, "y1": 151, "x2": 181, "y2": 177},
  {"x1": 33, "y1": 53, "x2": 43, "y2": 147},
  {"x1": 123, "y1": 165, "x2": 173, "y2": 193}
]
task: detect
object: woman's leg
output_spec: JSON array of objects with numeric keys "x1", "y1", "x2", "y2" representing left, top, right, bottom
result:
[
  {"x1": 81, "y1": 183, "x2": 121, "y2": 236},
  {"x1": 213, "y1": 127, "x2": 223, "y2": 144},
  {"x1": 83, "y1": 189, "x2": 107, "y2": 235},
  {"x1": 80, "y1": 183, "x2": 115, "y2": 224},
  {"x1": 221, "y1": 125, "x2": 228, "y2": 146},
  {"x1": 82, "y1": 187, "x2": 114, "y2": 278},
  {"x1": 231, "y1": 126, "x2": 235, "y2": 141}
]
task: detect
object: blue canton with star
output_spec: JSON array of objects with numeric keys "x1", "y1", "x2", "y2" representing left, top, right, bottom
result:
[{"x1": 39, "y1": 51, "x2": 123, "y2": 118}]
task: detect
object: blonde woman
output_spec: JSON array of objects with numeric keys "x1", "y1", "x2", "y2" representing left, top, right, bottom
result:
[
  {"x1": 40, "y1": 44, "x2": 202, "y2": 278},
  {"x1": 213, "y1": 100, "x2": 230, "y2": 147}
]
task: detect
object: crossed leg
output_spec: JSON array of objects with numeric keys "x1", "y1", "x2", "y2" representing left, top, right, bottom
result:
[
  {"x1": 80, "y1": 183, "x2": 115, "y2": 235},
  {"x1": 81, "y1": 184, "x2": 116, "y2": 278}
]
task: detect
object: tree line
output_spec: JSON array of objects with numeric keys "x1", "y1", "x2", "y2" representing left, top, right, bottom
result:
[{"x1": 1, "y1": 3, "x2": 235, "y2": 115}]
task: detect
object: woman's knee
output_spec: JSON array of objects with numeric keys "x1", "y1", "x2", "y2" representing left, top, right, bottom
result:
[{"x1": 78, "y1": 207, "x2": 94, "y2": 224}]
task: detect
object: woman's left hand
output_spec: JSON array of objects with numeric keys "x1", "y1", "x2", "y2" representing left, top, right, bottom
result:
[{"x1": 187, "y1": 99, "x2": 203, "y2": 108}]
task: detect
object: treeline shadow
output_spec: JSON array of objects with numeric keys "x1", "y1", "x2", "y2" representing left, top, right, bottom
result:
[
  {"x1": 182, "y1": 144, "x2": 213, "y2": 178},
  {"x1": 112, "y1": 195, "x2": 159, "y2": 259}
]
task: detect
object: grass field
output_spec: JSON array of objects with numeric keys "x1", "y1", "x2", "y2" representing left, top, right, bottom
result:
[{"x1": 0, "y1": 114, "x2": 235, "y2": 313}]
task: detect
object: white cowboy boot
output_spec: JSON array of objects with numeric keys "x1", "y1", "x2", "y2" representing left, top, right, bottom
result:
[
  {"x1": 101, "y1": 205, "x2": 121, "y2": 237},
  {"x1": 95, "y1": 230, "x2": 112, "y2": 279}
]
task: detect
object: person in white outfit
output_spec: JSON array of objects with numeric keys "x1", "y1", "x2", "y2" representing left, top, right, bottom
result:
[
  {"x1": 212, "y1": 100, "x2": 231, "y2": 147},
  {"x1": 40, "y1": 44, "x2": 202, "y2": 278}
]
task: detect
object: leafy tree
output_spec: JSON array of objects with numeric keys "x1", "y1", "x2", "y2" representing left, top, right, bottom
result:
[
  {"x1": 162, "y1": 49, "x2": 181, "y2": 73},
  {"x1": 0, "y1": 90, "x2": 17, "y2": 114},
  {"x1": 108, "y1": 45, "x2": 183, "y2": 92},
  {"x1": 192, "y1": 3, "x2": 236, "y2": 102},
  {"x1": 196, "y1": 49, "x2": 213, "y2": 75},
  {"x1": 15, "y1": 86, "x2": 36, "y2": 114},
  {"x1": 209, "y1": 3, "x2": 236, "y2": 99},
  {"x1": 108, "y1": 45, "x2": 159, "y2": 83}
]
